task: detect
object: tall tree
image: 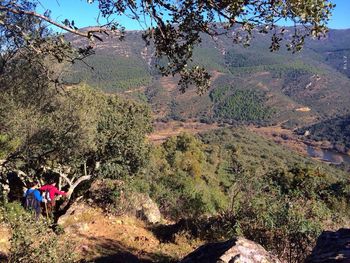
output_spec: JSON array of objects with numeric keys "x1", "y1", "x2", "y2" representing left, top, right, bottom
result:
[{"x1": 1, "y1": 82, "x2": 152, "y2": 209}]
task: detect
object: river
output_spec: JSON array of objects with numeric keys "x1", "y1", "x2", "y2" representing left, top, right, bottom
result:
[{"x1": 307, "y1": 145, "x2": 350, "y2": 165}]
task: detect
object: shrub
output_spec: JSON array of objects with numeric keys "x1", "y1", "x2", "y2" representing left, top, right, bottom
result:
[
  {"x1": 87, "y1": 179, "x2": 133, "y2": 215},
  {"x1": 0, "y1": 202, "x2": 75, "y2": 263}
]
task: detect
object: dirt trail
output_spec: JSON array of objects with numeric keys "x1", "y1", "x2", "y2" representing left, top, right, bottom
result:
[
  {"x1": 148, "y1": 121, "x2": 220, "y2": 144},
  {"x1": 211, "y1": 70, "x2": 224, "y2": 82},
  {"x1": 124, "y1": 86, "x2": 147, "y2": 94},
  {"x1": 0, "y1": 225, "x2": 10, "y2": 260},
  {"x1": 158, "y1": 70, "x2": 223, "y2": 92},
  {"x1": 159, "y1": 76, "x2": 178, "y2": 93},
  {"x1": 61, "y1": 205, "x2": 201, "y2": 263},
  {"x1": 0, "y1": 206, "x2": 200, "y2": 262}
]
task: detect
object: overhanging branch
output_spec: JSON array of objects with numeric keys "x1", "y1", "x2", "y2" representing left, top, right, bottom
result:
[{"x1": 0, "y1": 5, "x2": 105, "y2": 39}]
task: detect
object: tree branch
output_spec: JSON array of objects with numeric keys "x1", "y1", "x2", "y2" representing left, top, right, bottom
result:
[
  {"x1": 57, "y1": 171, "x2": 72, "y2": 187},
  {"x1": 64, "y1": 174, "x2": 91, "y2": 204},
  {"x1": 71, "y1": 175, "x2": 91, "y2": 191},
  {"x1": 0, "y1": 5, "x2": 105, "y2": 39}
]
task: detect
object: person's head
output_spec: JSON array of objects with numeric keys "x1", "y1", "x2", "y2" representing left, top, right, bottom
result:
[
  {"x1": 27, "y1": 181, "x2": 38, "y2": 189},
  {"x1": 48, "y1": 180, "x2": 56, "y2": 186}
]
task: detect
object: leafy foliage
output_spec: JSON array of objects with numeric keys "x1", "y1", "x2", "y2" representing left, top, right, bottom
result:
[
  {"x1": 0, "y1": 202, "x2": 75, "y2": 263},
  {"x1": 0, "y1": 0, "x2": 335, "y2": 90},
  {"x1": 143, "y1": 133, "x2": 230, "y2": 218},
  {"x1": 0, "y1": 81, "x2": 152, "y2": 211},
  {"x1": 134, "y1": 128, "x2": 350, "y2": 262}
]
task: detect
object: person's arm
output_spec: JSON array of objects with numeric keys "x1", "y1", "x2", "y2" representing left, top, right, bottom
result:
[
  {"x1": 39, "y1": 185, "x2": 48, "y2": 191},
  {"x1": 34, "y1": 190, "x2": 43, "y2": 202},
  {"x1": 53, "y1": 187, "x2": 66, "y2": 196}
]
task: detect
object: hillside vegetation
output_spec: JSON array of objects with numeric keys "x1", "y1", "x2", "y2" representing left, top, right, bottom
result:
[
  {"x1": 298, "y1": 115, "x2": 350, "y2": 153},
  {"x1": 84, "y1": 128, "x2": 350, "y2": 262},
  {"x1": 63, "y1": 28, "x2": 350, "y2": 129},
  {"x1": 64, "y1": 54, "x2": 151, "y2": 92},
  {"x1": 1, "y1": 1, "x2": 349, "y2": 262},
  {"x1": 3, "y1": 112, "x2": 350, "y2": 262}
]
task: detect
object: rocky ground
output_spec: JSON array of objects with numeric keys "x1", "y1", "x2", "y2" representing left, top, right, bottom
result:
[
  {"x1": 0, "y1": 225, "x2": 10, "y2": 261},
  {"x1": 1, "y1": 204, "x2": 349, "y2": 263},
  {"x1": 54, "y1": 203, "x2": 202, "y2": 262}
]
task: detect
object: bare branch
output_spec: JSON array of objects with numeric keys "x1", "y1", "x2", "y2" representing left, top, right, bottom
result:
[
  {"x1": 55, "y1": 170, "x2": 72, "y2": 187},
  {"x1": 65, "y1": 174, "x2": 91, "y2": 200},
  {"x1": 0, "y1": 5, "x2": 105, "y2": 40}
]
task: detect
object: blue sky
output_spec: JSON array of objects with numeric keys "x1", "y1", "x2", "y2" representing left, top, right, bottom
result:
[
  {"x1": 329, "y1": 0, "x2": 350, "y2": 29},
  {"x1": 39, "y1": 0, "x2": 350, "y2": 31}
]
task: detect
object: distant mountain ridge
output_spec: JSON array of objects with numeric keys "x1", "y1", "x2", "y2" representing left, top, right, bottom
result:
[{"x1": 63, "y1": 27, "x2": 350, "y2": 128}]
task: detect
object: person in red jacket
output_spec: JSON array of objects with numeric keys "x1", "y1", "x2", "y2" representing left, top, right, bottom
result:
[{"x1": 40, "y1": 180, "x2": 66, "y2": 214}]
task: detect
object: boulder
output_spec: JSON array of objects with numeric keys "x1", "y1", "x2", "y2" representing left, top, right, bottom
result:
[
  {"x1": 305, "y1": 228, "x2": 350, "y2": 263},
  {"x1": 88, "y1": 179, "x2": 161, "y2": 224},
  {"x1": 71, "y1": 222, "x2": 90, "y2": 232},
  {"x1": 180, "y1": 237, "x2": 281, "y2": 263},
  {"x1": 57, "y1": 201, "x2": 90, "y2": 226},
  {"x1": 133, "y1": 193, "x2": 161, "y2": 224}
]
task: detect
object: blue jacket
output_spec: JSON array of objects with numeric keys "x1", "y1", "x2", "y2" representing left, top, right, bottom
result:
[{"x1": 25, "y1": 189, "x2": 43, "y2": 202}]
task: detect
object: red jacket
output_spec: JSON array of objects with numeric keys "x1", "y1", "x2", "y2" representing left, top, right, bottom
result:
[{"x1": 40, "y1": 185, "x2": 66, "y2": 201}]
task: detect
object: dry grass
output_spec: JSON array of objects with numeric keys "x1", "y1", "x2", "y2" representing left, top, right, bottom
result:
[
  {"x1": 248, "y1": 124, "x2": 308, "y2": 156},
  {"x1": 61, "y1": 206, "x2": 203, "y2": 262},
  {"x1": 0, "y1": 224, "x2": 10, "y2": 259},
  {"x1": 148, "y1": 121, "x2": 220, "y2": 144}
]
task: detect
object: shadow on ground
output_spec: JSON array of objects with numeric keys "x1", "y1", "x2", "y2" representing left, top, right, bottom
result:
[
  {"x1": 0, "y1": 253, "x2": 7, "y2": 263},
  {"x1": 148, "y1": 217, "x2": 231, "y2": 243},
  {"x1": 148, "y1": 219, "x2": 203, "y2": 244},
  {"x1": 76, "y1": 234, "x2": 177, "y2": 263}
]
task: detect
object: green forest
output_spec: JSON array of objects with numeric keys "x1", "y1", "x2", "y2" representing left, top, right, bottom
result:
[
  {"x1": 210, "y1": 88, "x2": 273, "y2": 122},
  {"x1": 63, "y1": 55, "x2": 152, "y2": 92}
]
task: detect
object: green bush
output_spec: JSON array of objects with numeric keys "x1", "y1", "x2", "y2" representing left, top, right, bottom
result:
[
  {"x1": 1, "y1": 202, "x2": 75, "y2": 263},
  {"x1": 87, "y1": 179, "x2": 138, "y2": 216},
  {"x1": 141, "y1": 129, "x2": 350, "y2": 262}
]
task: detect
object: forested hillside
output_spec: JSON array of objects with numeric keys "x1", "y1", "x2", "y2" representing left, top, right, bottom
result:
[
  {"x1": 306, "y1": 29, "x2": 350, "y2": 79},
  {"x1": 1, "y1": 1, "x2": 350, "y2": 262},
  {"x1": 63, "y1": 28, "x2": 350, "y2": 128}
]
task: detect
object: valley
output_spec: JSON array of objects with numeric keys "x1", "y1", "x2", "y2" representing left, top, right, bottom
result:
[
  {"x1": 58, "y1": 26, "x2": 350, "y2": 261},
  {"x1": 59, "y1": 26, "x2": 350, "y2": 172},
  {"x1": 64, "y1": 27, "x2": 350, "y2": 144},
  {"x1": 1, "y1": 2, "x2": 350, "y2": 261},
  {"x1": 150, "y1": 120, "x2": 350, "y2": 169},
  {"x1": 148, "y1": 121, "x2": 220, "y2": 144}
]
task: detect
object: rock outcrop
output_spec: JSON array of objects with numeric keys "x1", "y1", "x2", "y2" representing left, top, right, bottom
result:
[
  {"x1": 305, "y1": 228, "x2": 350, "y2": 263},
  {"x1": 180, "y1": 237, "x2": 281, "y2": 263},
  {"x1": 89, "y1": 179, "x2": 162, "y2": 224},
  {"x1": 133, "y1": 193, "x2": 161, "y2": 224},
  {"x1": 57, "y1": 201, "x2": 90, "y2": 226}
]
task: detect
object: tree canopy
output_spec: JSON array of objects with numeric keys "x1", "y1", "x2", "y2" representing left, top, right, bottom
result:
[
  {"x1": 1, "y1": 80, "x2": 152, "y2": 206},
  {"x1": 0, "y1": 49, "x2": 152, "y2": 208}
]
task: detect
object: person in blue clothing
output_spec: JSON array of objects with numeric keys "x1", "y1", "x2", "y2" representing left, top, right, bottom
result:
[{"x1": 24, "y1": 181, "x2": 46, "y2": 220}]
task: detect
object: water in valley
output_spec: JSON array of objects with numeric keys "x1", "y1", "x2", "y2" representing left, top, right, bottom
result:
[{"x1": 307, "y1": 146, "x2": 350, "y2": 165}]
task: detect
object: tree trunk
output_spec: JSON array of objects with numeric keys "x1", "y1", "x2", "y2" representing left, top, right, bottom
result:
[{"x1": 58, "y1": 174, "x2": 91, "y2": 211}]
